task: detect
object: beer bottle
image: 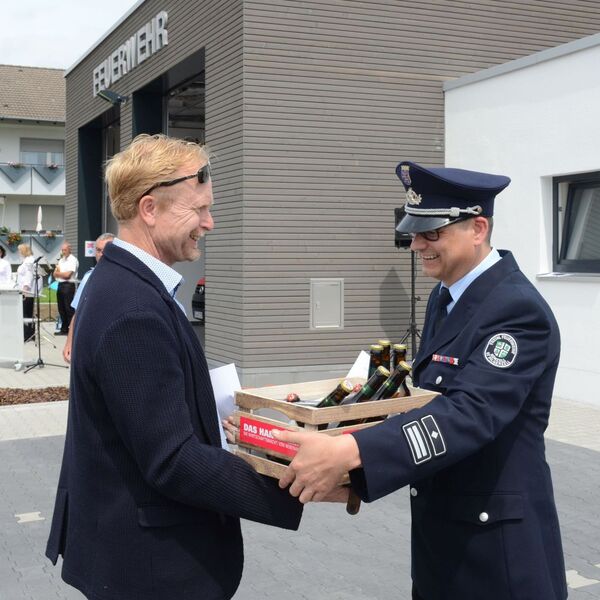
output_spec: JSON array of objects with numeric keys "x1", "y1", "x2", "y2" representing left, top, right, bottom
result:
[
  {"x1": 378, "y1": 339, "x2": 391, "y2": 370},
  {"x1": 317, "y1": 379, "x2": 354, "y2": 408},
  {"x1": 337, "y1": 366, "x2": 390, "y2": 428},
  {"x1": 340, "y1": 366, "x2": 390, "y2": 406},
  {"x1": 392, "y1": 343, "x2": 408, "y2": 369},
  {"x1": 368, "y1": 344, "x2": 384, "y2": 378},
  {"x1": 370, "y1": 361, "x2": 412, "y2": 400}
]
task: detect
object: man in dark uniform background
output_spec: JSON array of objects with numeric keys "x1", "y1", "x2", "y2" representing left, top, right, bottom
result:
[{"x1": 273, "y1": 161, "x2": 568, "y2": 600}]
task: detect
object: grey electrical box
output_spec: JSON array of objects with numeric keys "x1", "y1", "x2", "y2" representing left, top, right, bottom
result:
[{"x1": 310, "y1": 278, "x2": 344, "y2": 330}]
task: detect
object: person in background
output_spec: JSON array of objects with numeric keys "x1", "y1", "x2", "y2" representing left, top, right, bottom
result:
[
  {"x1": 16, "y1": 243, "x2": 36, "y2": 340},
  {"x1": 53, "y1": 241, "x2": 78, "y2": 335},
  {"x1": 62, "y1": 232, "x2": 115, "y2": 363},
  {"x1": 273, "y1": 161, "x2": 568, "y2": 600},
  {"x1": 0, "y1": 246, "x2": 12, "y2": 285}
]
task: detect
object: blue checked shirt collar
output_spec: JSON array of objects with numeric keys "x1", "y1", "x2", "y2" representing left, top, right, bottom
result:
[{"x1": 112, "y1": 238, "x2": 186, "y2": 314}]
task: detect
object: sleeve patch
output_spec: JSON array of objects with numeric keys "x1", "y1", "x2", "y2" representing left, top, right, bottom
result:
[
  {"x1": 483, "y1": 333, "x2": 518, "y2": 368},
  {"x1": 403, "y1": 421, "x2": 432, "y2": 465},
  {"x1": 421, "y1": 415, "x2": 446, "y2": 457}
]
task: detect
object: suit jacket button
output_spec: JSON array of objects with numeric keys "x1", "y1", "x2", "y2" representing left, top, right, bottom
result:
[
  {"x1": 479, "y1": 512, "x2": 489, "y2": 523},
  {"x1": 435, "y1": 376, "x2": 443, "y2": 385},
  {"x1": 410, "y1": 487, "x2": 418, "y2": 497}
]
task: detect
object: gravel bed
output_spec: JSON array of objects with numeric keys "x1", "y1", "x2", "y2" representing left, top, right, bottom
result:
[{"x1": 0, "y1": 387, "x2": 69, "y2": 406}]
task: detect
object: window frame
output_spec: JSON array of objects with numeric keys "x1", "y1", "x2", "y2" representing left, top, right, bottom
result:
[{"x1": 552, "y1": 171, "x2": 600, "y2": 274}]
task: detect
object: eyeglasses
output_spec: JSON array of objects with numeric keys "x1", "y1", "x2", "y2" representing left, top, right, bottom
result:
[
  {"x1": 142, "y1": 163, "x2": 211, "y2": 197},
  {"x1": 409, "y1": 229, "x2": 442, "y2": 242}
]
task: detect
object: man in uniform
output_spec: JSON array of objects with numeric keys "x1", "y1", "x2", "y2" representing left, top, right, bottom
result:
[{"x1": 273, "y1": 161, "x2": 568, "y2": 600}]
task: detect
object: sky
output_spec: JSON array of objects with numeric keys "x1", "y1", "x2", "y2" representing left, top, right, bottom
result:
[{"x1": 1, "y1": 1, "x2": 142, "y2": 70}]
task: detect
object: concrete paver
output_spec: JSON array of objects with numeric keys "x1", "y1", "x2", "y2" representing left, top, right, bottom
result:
[{"x1": 0, "y1": 337, "x2": 598, "y2": 599}]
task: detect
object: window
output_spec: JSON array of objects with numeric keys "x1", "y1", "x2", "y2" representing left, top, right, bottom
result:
[
  {"x1": 20, "y1": 138, "x2": 64, "y2": 166},
  {"x1": 553, "y1": 172, "x2": 600, "y2": 273},
  {"x1": 19, "y1": 204, "x2": 64, "y2": 233}
]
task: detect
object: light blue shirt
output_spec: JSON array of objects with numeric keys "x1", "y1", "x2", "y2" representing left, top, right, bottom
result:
[
  {"x1": 445, "y1": 248, "x2": 502, "y2": 314},
  {"x1": 112, "y1": 238, "x2": 186, "y2": 315},
  {"x1": 71, "y1": 268, "x2": 94, "y2": 311}
]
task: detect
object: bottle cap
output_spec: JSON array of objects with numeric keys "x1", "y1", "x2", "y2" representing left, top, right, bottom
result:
[
  {"x1": 393, "y1": 343, "x2": 408, "y2": 350},
  {"x1": 370, "y1": 344, "x2": 383, "y2": 351},
  {"x1": 376, "y1": 366, "x2": 391, "y2": 377},
  {"x1": 340, "y1": 379, "x2": 354, "y2": 393},
  {"x1": 378, "y1": 339, "x2": 391, "y2": 347}
]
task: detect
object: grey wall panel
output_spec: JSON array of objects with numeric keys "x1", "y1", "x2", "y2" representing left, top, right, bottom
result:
[
  {"x1": 241, "y1": 0, "x2": 600, "y2": 373},
  {"x1": 65, "y1": 0, "x2": 600, "y2": 380}
]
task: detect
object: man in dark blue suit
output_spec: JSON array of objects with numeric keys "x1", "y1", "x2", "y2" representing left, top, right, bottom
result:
[
  {"x1": 46, "y1": 134, "x2": 323, "y2": 600},
  {"x1": 274, "y1": 162, "x2": 568, "y2": 599}
]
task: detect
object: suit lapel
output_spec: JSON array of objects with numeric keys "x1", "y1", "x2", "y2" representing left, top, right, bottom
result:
[
  {"x1": 173, "y1": 310, "x2": 223, "y2": 448},
  {"x1": 103, "y1": 243, "x2": 222, "y2": 447},
  {"x1": 413, "y1": 251, "x2": 519, "y2": 375}
]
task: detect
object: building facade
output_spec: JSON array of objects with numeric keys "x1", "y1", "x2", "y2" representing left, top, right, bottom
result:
[
  {"x1": 65, "y1": 0, "x2": 600, "y2": 384},
  {"x1": 445, "y1": 33, "x2": 600, "y2": 406},
  {"x1": 0, "y1": 65, "x2": 66, "y2": 265}
]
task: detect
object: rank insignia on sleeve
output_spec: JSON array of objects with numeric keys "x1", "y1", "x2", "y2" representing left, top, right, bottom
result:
[
  {"x1": 421, "y1": 415, "x2": 446, "y2": 457},
  {"x1": 403, "y1": 421, "x2": 432, "y2": 465},
  {"x1": 483, "y1": 333, "x2": 518, "y2": 368}
]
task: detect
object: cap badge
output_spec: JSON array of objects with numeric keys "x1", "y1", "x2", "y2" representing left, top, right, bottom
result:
[
  {"x1": 400, "y1": 164, "x2": 412, "y2": 186},
  {"x1": 406, "y1": 188, "x2": 422, "y2": 205}
]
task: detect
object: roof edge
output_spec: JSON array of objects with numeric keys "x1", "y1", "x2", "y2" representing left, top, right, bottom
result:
[
  {"x1": 0, "y1": 116, "x2": 65, "y2": 125},
  {"x1": 65, "y1": 0, "x2": 146, "y2": 77},
  {"x1": 444, "y1": 31, "x2": 600, "y2": 92}
]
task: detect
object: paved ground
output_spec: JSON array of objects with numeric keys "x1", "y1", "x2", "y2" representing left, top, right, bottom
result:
[{"x1": 0, "y1": 341, "x2": 599, "y2": 599}]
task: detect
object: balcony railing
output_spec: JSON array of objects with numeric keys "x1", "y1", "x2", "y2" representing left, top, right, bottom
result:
[{"x1": 0, "y1": 162, "x2": 65, "y2": 196}]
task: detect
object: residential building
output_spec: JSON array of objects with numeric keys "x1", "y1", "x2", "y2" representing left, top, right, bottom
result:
[{"x1": 0, "y1": 64, "x2": 66, "y2": 264}]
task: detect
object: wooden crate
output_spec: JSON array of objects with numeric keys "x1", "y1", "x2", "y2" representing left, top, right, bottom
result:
[{"x1": 233, "y1": 377, "x2": 438, "y2": 480}]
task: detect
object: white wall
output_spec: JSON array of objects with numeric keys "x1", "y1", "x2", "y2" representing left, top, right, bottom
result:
[
  {"x1": 0, "y1": 123, "x2": 64, "y2": 163},
  {"x1": 445, "y1": 42, "x2": 600, "y2": 406},
  {"x1": 0, "y1": 122, "x2": 66, "y2": 245}
]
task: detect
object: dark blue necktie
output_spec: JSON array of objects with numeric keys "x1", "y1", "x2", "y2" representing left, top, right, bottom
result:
[{"x1": 432, "y1": 286, "x2": 453, "y2": 336}]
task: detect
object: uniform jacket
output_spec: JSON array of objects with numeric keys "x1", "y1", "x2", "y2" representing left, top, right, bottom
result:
[
  {"x1": 350, "y1": 251, "x2": 567, "y2": 600},
  {"x1": 46, "y1": 243, "x2": 302, "y2": 600}
]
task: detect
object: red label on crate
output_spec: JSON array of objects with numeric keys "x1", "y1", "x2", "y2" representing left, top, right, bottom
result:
[{"x1": 238, "y1": 416, "x2": 299, "y2": 457}]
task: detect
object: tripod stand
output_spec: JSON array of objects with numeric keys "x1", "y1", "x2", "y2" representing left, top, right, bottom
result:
[
  {"x1": 24, "y1": 257, "x2": 68, "y2": 373},
  {"x1": 399, "y1": 249, "x2": 422, "y2": 358}
]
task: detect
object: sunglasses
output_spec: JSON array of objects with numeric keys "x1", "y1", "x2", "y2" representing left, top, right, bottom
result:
[{"x1": 142, "y1": 163, "x2": 211, "y2": 197}]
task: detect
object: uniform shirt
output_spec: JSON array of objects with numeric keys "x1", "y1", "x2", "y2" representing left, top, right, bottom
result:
[
  {"x1": 444, "y1": 247, "x2": 501, "y2": 313},
  {"x1": 0, "y1": 257, "x2": 12, "y2": 286},
  {"x1": 57, "y1": 254, "x2": 78, "y2": 283}
]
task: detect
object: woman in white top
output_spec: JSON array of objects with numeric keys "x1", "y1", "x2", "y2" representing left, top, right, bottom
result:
[
  {"x1": 16, "y1": 243, "x2": 35, "y2": 340},
  {"x1": 0, "y1": 246, "x2": 12, "y2": 285}
]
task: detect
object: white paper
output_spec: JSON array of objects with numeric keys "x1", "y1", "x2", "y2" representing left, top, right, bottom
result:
[
  {"x1": 209, "y1": 363, "x2": 241, "y2": 450},
  {"x1": 346, "y1": 350, "x2": 370, "y2": 380},
  {"x1": 209, "y1": 363, "x2": 241, "y2": 421}
]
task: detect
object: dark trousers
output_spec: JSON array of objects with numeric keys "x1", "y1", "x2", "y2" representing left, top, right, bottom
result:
[
  {"x1": 57, "y1": 282, "x2": 76, "y2": 333},
  {"x1": 23, "y1": 295, "x2": 34, "y2": 341},
  {"x1": 412, "y1": 584, "x2": 425, "y2": 600}
]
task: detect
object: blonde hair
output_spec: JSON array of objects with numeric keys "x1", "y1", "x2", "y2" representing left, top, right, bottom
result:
[
  {"x1": 105, "y1": 134, "x2": 209, "y2": 222},
  {"x1": 18, "y1": 243, "x2": 32, "y2": 257}
]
